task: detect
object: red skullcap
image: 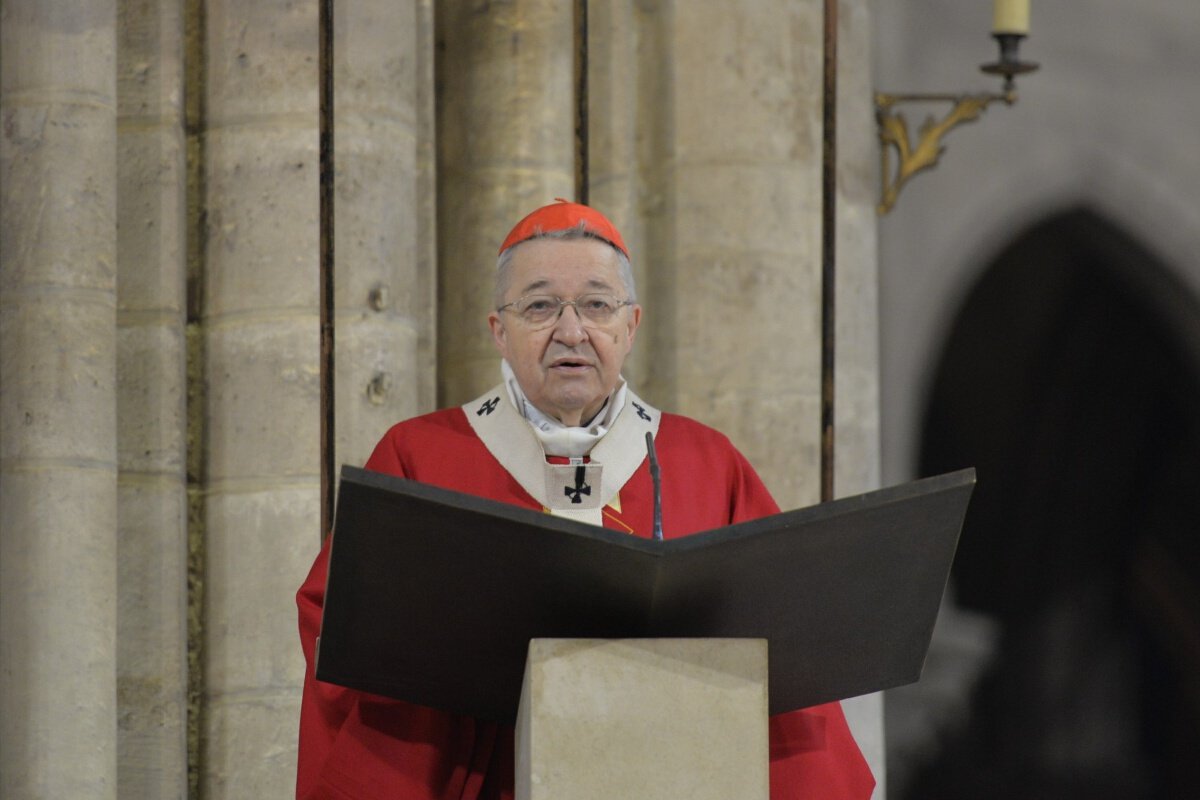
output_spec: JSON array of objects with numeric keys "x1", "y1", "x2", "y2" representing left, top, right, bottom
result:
[{"x1": 498, "y1": 198, "x2": 629, "y2": 259}]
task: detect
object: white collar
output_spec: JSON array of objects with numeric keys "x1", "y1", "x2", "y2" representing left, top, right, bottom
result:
[{"x1": 500, "y1": 360, "x2": 627, "y2": 458}]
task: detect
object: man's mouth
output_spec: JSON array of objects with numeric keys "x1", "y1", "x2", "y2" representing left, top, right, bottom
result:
[{"x1": 548, "y1": 357, "x2": 592, "y2": 372}]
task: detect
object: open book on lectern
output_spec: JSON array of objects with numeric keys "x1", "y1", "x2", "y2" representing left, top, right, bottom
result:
[{"x1": 316, "y1": 465, "x2": 975, "y2": 725}]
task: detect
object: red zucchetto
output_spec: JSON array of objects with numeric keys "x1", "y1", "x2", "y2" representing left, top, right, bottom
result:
[{"x1": 498, "y1": 198, "x2": 629, "y2": 258}]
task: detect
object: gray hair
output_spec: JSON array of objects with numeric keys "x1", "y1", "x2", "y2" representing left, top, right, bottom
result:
[{"x1": 494, "y1": 221, "x2": 637, "y2": 309}]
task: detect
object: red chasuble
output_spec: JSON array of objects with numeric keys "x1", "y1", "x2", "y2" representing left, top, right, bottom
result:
[{"x1": 296, "y1": 407, "x2": 875, "y2": 800}]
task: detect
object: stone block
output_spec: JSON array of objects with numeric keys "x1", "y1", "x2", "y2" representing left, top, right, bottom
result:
[
  {"x1": 117, "y1": 322, "x2": 186, "y2": 474},
  {"x1": 1, "y1": 101, "x2": 116, "y2": 294},
  {"x1": 203, "y1": 484, "x2": 318, "y2": 694},
  {"x1": 204, "y1": 317, "x2": 320, "y2": 480},
  {"x1": 117, "y1": 125, "x2": 186, "y2": 313},
  {"x1": 0, "y1": 293, "x2": 116, "y2": 463},
  {"x1": 0, "y1": 466, "x2": 117, "y2": 798},
  {"x1": 117, "y1": 0, "x2": 184, "y2": 120},
  {"x1": 205, "y1": 0, "x2": 317, "y2": 123},
  {"x1": 334, "y1": 0, "x2": 419, "y2": 123},
  {"x1": 203, "y1": 691, "x2": 301, "y2": 799},
  {"x1": 517, "y1": 639, "x2": 768, "y2": 800},
  {"x1": 333, "y1": 123, "x2": 420, "y2": 316},
  {"x1": 333, "y1": 314, "x2": 420, "y2": 473},
  {"x1": 203, "y1": 125, "x2": 319, "y2": 316},
  {"x1": 673, "y1": 1, "x2": 821, "y2": 165},
  {"x1": 116, "y1": 480, "x2": 188, "y2": 799}
]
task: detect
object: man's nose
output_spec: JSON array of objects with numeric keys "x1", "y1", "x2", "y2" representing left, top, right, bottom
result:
[{"x1": 551, "y1": 303, "x2": 587, "y2": 343}]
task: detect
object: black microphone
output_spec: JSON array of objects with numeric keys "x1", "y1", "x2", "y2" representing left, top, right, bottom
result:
[{"x1": 645, "y1": 432, "x2": 663, "y2": 542}]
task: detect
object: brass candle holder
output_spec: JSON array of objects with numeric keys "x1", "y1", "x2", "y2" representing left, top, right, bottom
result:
[{"x1": 875, "y1": 33, "x2": 1039, "y2": 214}]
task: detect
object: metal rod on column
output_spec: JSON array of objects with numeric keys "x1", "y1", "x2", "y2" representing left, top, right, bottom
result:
[
  {"x1": 574, "y1": 0, "x2": 589, "y2": 204},
  {"x1": 820, "y1": 0, "x2": 838, "y2": 503},
  {"x1": 319, "y1": 0, "x2": 336, "y2": 538}
]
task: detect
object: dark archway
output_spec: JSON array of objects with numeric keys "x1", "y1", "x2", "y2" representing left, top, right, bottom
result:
[{"x1": 905, "y1": 208, "x2": 1200, "y2": 799}]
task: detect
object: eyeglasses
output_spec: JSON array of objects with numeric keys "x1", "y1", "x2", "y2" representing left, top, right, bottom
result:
[{"x1": 497, "y1": 293, "x2": 634, "y2": 330}]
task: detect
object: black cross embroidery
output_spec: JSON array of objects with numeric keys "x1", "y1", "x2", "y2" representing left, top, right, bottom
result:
[
  {"x1": 633, "y1": 402, "x2": 651, "y2": 421},
  {"x1": 564, "y1": 465, "x2": 591, "y2": 504},
  {"x1": 476, "y1": 397, "x2": 500, "y2": 416}
]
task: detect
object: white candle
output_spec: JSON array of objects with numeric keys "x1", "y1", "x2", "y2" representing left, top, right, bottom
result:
[{"x1": 993, "y1": 0, "x2": 1031, "y2": 35}]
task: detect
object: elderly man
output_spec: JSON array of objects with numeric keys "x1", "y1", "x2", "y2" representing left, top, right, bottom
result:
[{"x1": 296, "y1": 201, "x2": 874, "y2": 799}]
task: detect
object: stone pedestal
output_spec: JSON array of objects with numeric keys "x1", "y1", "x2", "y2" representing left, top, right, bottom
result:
[{"x1": 516, "y1": 639, "x2": 769, "y2": 800}]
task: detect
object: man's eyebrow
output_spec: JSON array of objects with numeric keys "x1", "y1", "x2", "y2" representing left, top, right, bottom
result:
[
  {"x1": 516, "y1": 279, "x2": 551, "y2": 295},
  {"x1": 516, "y1": 276, "x2": 616, "y2": 295}
]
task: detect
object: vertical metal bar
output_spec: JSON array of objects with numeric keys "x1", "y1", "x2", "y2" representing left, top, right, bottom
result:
[
  {"x1": 820, "y1": 0, "x2": 838, "y2": 503},
  {"x1": 574, "y1": 0, "x2": 589, "y2": 205},
  {"x1": 183, "y1": 1, "x2": 208, "y2": 792},
  {"x1": 319, "y1": 0, "x2": 336, "y2": 538}
]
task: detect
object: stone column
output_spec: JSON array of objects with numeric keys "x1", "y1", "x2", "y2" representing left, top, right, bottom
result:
[
  {"x1": 115, "y1": 0, "x2": 189, "y2": 795},
  {"x1": 201, "y1": 1, "x2": 318, "y2": 794},
  {"x1": 0, "y1": 2, "x2": 120, "y2": 797},
  {"x1": 436, "y1": 0, "x2": 575, "y2": 405},
  {"x1": 589, "y1": 1, "x2": 885, "y2": 791},
  {"x1": 584, "y1": 0, "x2": 649, "y2": 389},
  {"x1": 832, "y1": 1, "x2": 886, "y2": 793},
  {"x1": 332, "y1": 0, "x2": 433, "y2": 471},
  {"x1": 642, "y1": 0, "x2": 826, "y2": 509}
]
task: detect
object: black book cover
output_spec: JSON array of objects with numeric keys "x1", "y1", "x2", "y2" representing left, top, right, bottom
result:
[{"x1": 316, "y1": 466, "x2": 975, "y2": 724}]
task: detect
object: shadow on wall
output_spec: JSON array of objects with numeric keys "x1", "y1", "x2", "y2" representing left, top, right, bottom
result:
[{"x1": 904, "y1": 208, "x2": 1200, "y2": 800}]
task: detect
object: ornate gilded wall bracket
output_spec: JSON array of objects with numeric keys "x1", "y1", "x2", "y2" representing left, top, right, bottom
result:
[
  {"x1": 875, "y1": 90, "x2": 1013, "y2": 215},
  {"x1": 876, "y1": 31, "x2": 1038, "y2": 214}
]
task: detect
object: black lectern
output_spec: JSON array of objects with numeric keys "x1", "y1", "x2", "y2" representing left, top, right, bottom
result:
[{"x1": 315, "y1": 466, "x2": 975, "y2": 724}]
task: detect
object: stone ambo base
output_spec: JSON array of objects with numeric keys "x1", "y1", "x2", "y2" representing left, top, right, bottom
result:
[{"x1": 516, "y1": 639, "x2": 769, "y2": 800}]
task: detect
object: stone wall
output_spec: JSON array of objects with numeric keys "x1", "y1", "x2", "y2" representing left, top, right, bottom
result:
[
  {"x1": 1, "y1": 0, "x2": 884, "y2": 795},
  {"x1": 874, "y1": 0, "x2": 1200, "y2": 484},
  {"x1": 1, "y1": 2, "x2": 120, "y2": 796}
]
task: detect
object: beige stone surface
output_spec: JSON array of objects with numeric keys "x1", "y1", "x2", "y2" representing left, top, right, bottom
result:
[
  {"x1": 203, "y1": 127, "x2": 319, "y2": 316},
  {"x1": 115, "y1": 2, "x2": 189, "y2": 790},
  {"x1": 203, "y1": 693, "x2": 306, "y2": 797},
  {"x1": 517, "y1": 639, "x2": 769, "y2": 800},
  {"x1": 117, "y1": 479, "x2": 188, "y2": 796},
  {"x1": 201, "y1": 487, "x2": 316, "y2": 794},
  {"x1": 334, "y1": 315, "x2": 421, "y2": 472},
  {"x1": 1, "y1": 3, "x2": 119, "y2": 795},
  {"x1": 204, "y1": 319, "x2": 321, "y2": 479},
  {"x1": 200, "y1": 1, "x2": 318, "y2": 794},
  {"x1": 333, "y1": 0, "x2": 428, "y2": 471},
  {"x1": 117, "y1": 323, "x2": 187, "y2": 473},
  {"x1": 0, "y1": 470, "x2": 119, "y2": 798},
  {"x1": 436, "y1": 0, "x2": 575, "y2": 407},
  {"x1": 203, "y1": 488, "x2": 315, "y2": 693}
]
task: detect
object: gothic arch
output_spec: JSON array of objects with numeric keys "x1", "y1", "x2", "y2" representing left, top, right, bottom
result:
[{"x1": 911, "y1": 207, "x2": 1200, "y2": 797}]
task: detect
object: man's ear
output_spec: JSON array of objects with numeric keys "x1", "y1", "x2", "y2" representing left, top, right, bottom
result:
[
  {"x1": 488, "y1": 311, "x2": 508, "y2": 357},
  {"x1": 624, "y1": 304, "x2": 642, "y2": 350}
]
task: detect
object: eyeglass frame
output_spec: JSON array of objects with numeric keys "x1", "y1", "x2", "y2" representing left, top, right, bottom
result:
[{"x1": 495, "y1": 292, "x2": 636, "y2": 329}]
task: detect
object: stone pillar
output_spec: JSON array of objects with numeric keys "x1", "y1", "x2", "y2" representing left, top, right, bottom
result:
[
  {"x1": 584, "y1": 0, "x2": 649, "y2": 389},
  {"x1": 435, "y1": 0, "x2": 575, "y2": 405},
  {"x1": 588, "y1": 1, "x2": 886, "y2": 792},
  {"x1": 643, "y1": 0, "x2": 826, "y2": 508},
  {"x1": 201, "y1": 1, "x2": 318, "y2": 794},
  {"x1": 115, "y1": 0, "x2": 190, "y2": 795},
  {"x1": 832, "y1": 2, "x2": 886, "y2": 793},
  {"x1": 517, "y1": 639, "x2": 770, "y2": 800},
  {"x1": 0, "y1": 2, "x2": 120, "y2": 797},
  {"x1": 332, "y1": 0, "x2": 433, "y2": 471}
]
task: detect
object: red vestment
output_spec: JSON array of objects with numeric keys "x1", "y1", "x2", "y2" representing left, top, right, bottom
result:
[{"x1": 297, "y1": 407, "x2": 875, "y2": 799}]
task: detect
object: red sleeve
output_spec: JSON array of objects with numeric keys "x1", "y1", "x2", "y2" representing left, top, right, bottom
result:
[
  {"x1": 295, "y1": 426, "x2": 512, "y2": 800},
  {"x1": 719, "y1": 431, "x2": 877, "y2": 798},
  {"x1": 295, "y1": 430, "x2": 412, "y2": 795},
  {"x1": 770, "y1": 704, "x2": 876, "y2": 799}
]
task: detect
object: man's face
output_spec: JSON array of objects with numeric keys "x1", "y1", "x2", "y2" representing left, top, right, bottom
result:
[{"x1": 488, "y1": 237, "x2": 641, "y2": 427}]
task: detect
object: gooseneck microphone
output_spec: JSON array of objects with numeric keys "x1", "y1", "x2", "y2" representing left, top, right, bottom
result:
[{"x1": 645, "y1": 432, "x2": 663, "y2": 542}]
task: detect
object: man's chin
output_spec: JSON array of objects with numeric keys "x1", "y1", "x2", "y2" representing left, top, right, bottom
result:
[{"x1": 544, "y1": 392, "x2": 607, "y2": 425}]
